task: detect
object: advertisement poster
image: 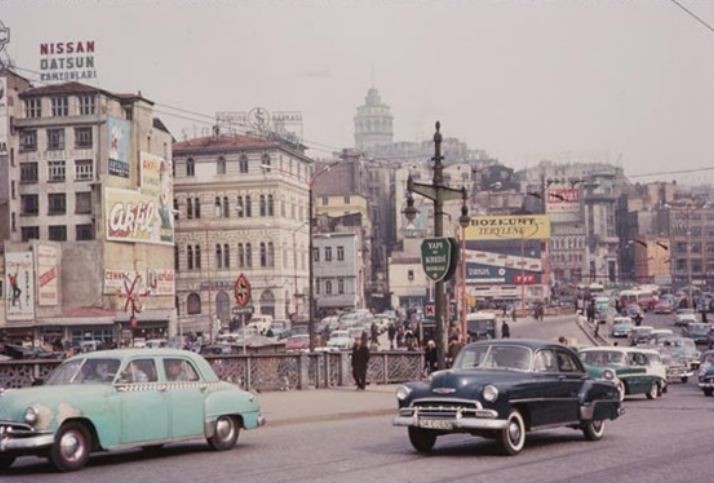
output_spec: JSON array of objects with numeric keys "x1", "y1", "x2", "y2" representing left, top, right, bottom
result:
[
  {"x1": 0, "y1": 77, "x2": 8, "y2": 154},
  {"x1": 107, "y1": 116, "x2": 130, "y2": 178},
  {"x1": 104, "y1": 269, "x2": 144, "y2": 294},
  {"x1": 140, "y1": 152, "x2": 174, "y2": 238},
  {"x1": 465, "y1": 215, "x2": 551, "y2": 241},
  {"x1": 36, "y1": 244, "x2": 59, "y2": 306},
  {"x1": 464, "y1": 239, "x2": 543, "y2": 285},
  {"x1": 4, "y1": 252, "x2": 35, "y2": 320},
  {"x1": 147, "y1": 269, "x2": 175, "y2": 296},
  {"x1": 546, "y1": 187, "x2": 579, "y2": 213},
  {"x1": 105, "y1": 187, "x2": 174, "y2": 245}
]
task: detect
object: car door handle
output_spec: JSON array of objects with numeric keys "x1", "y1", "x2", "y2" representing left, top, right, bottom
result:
[{"x1": 199, "y1": 385, "x2": 208, "y2": 393}]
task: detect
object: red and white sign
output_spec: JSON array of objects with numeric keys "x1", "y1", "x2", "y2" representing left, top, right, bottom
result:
[
  {"x1": 36, "y1": 244, "x2": 59, "y2": 306},
  {"x1": 514, "y1": 274, "x2": 536, "y2": 285},
  {"x1": 546, "y1": 187, "x2": 579, "y2": 213},
  {"x1": 147, "y1": 269, "x2": 175, "y2": 296}
]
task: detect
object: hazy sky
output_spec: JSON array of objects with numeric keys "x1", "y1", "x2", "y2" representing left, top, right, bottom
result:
[{"x1": 3, "y1": 0, "x2": 714, "y2": 182}]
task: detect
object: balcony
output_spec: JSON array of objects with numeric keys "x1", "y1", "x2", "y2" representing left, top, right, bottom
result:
[{"x1": 13, "y1": 113, "x2": 103, "y2": 129}]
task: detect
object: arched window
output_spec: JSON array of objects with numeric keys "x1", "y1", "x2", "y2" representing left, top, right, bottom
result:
[
  {"x1": 194, "y1": 197, "x2": 201, "y2": 218},
  {"x1": 259, "y1": 195, "x2": 266, "y2": 216},
  {"x1": 245, "y1": 243, "x2": 252, "y2": 268},
  {"x1": 238, "y1": 243, "x2": 245, "y2": 268},
  {"x1": 195, "y1": 244, "x2": 201, "y2": 269},
  {"x1": 187, "y1": 293, "x2": 201, "y2": 315},
  {"x1": 175, "y1": 296, "x2": 180, "y2": 316},
  {"x1": 214, "y1": 196, "x2": 221, "y2": 217},
  {"x1": 217, "y1": 156, "x2": 226, "y2": 175},
  {"x1": 187, "y1": 198, "x2": 193, "y2": 219},
  {"x1": 174, "y1": 245, "x2": 179, "y2": 270},
  {"x1": 261, "y1": 153, "x2": 271, "y2": 172},
  {"x1": 173, "y1": 198, "x2": 179, "y2": 220},
  {"x1": 267, "y1": 194, "x2": 274, "y2": 216},
  {"x1": 239, "y1": 155, "x2": 249, "y2": 173},
  {"x1": 223, "y1": 243, "x2": 230, "y2": 268},
  {"x1": 245, "y1": 195, "x2": 252, "y2": 217},
  {"x1": 223, "y1": 196, "x2": 229, "y2": 218},
  {"x1": 260, "y1": 242, "x2": 267, "y2": 267},
  {"x1": 186, "y1": 158, "x2": 195, "y2": 176},
  {"x1": 268, "y1": 241, "x2": 274, "y2": 267},
  {"x1": 216, "y1": 244, "x2": 223, "y2": 269},
  {"x1": 259, "y1": 289, "x2": 275, "y2": 318},
  {"x1": 237, "y1": 196, "x2": 244, "y2": 217},
  {"x1": 187, "y1": 245, "x2": 194, "y2": 270}
]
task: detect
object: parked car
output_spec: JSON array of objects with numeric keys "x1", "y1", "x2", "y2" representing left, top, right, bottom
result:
[
  {"x1": 393, "y1": 339, "x2": 622, "y2": 455},
  {"x1": 78, "y1": 340, "x2": 104, "y2": 353},
  {"x1": 654, "y1": 300, "x2": 674, "y2": 314},
  {"x1": 285, "y1": 334, "x2": 310, "y2": 352},
  {"x1": 674, "y1": 308, "x2": 698, "y2": 327},
  {"x1": 268, "y1": 320, "x2": 291, "y2": 339},
  {"x1": 132, "y1": 337, "x2": 147, "y2": 349},
  {"x1": 326, "y1": 330, "x2": 353, "y2": 350},
  {"x1": 145, "y1": 339, "x2": 168, "y2": 349},
  {"x1": 0, "y1": 349, "x2": 264, "y2": 472},
  {"x1": 697, "y1": 350, "x2": 714, "y2": 396},
  {"x1": 682, "y1": 323, "x2": 714, "y2": 345},
  {"x1": 629, "y1": 325, "x2": 654, "y2": 346},
  {"x1": 579, "y1": 347, "x2": 667, "y2": 401},
  {"x1": 610, "y1": 317, "x2": 634, "y2": 338},
  {"x1": 2, "y1": 345, "x2": 62, "y2": 360},
  {"x1": 246, "y1": 315, "x2": 273, "y2": 334}
]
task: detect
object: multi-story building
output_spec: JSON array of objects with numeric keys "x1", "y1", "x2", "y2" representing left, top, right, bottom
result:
[
  {"x1": 172, "y1": 132, "x2": 313, "y2": 334},
  {"x1": 1, "y1": 76, "x2": 175, "y2": 344},
  {"x1": 313, "y1": 232, "x2": 363, "y2": 314},
  {"x1": 388, "y1": 238, "x2": 431, "y2": 309},
  {"x1": 662, "y1": 200, "x2": 714, "y2": 290},
  {"x1": 354, "y1": 87, "x2": 393, "y2": 152}
]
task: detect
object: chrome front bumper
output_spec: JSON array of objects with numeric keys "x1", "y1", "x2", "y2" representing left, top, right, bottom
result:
[
  {"x1": 393, "y1": 413, "x2": 508, "y2": 430},
  {"x1": 697, "y1": 381, "x2": 714, "y2": 389},
  {"x1": 0, "y1": 422, "x2": 54, "y2": 452},
  {"x1": 393, "y1": 400, "x2": 507, "y2": 431}
]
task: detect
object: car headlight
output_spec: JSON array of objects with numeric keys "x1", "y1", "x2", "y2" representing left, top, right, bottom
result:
[
  {"x1": 24, "y1": 406, "x2": 38, "y2": 425},
  {"x1": 482, "y1": 384, "x2": 499, "y2": 402},
  {"x1": 396, "y1": 385, "x2": 412, "y2": 401},
  {"x1": 602, "y1": 369, "x2": 615, "y2": 381}
]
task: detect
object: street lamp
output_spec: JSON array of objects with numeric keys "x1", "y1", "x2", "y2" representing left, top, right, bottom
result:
[{"x1": 458, "y1": 190, "x2": 470, "y2": 343}]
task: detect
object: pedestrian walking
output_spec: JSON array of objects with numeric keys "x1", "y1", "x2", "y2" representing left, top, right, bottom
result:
[
  {"x1": 511, "y1": 305, "x2": 517, "y2": 322},
  {"x1": 387, "y1": 323, "x2": 396, "y2": 350},
  {"x1": 501, "y1": 320, "x2": 511, "y2": 339},
  {"x1": 351, "y1": 333, "x2": 370, "y2": 390},
  {"x1": 424, "y1": 340, "x2": 438, "y2": 375},
  {"x1": 370, "y1": 322, "x2": 379, "y2": 345},
  {"x1": 446, "y1": 336, "x2": 463, "y2": 368}
]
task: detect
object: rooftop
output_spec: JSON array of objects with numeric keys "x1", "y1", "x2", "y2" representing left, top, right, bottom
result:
[{"x1": 19, "y1": 81, "x2": 154, "y2": 105}]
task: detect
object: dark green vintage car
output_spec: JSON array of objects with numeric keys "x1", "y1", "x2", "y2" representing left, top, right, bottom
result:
[
  {"x1": 393, "y1": 339, "x2": 622, "y2": 455},
  {"x1": 579, "y1": 347, "x2": 666, "y2": 401}
]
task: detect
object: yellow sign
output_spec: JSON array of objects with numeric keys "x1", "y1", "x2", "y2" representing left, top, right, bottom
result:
[{"x1": 465, "y1": 215, "x2": 551, "y2": 240}]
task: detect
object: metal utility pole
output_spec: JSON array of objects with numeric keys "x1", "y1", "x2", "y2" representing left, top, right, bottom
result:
[
  {"x1": 308, "y1": 188, "x2": 315, "y2": 351},
  {"x1": 404, "y1": 122, "x2": 469, "y2": 369}
]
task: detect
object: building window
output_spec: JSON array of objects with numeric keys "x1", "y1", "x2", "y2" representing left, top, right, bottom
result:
[
  {"x1": 75, "y1": 192, "x2": 92, "y2": 214},
  {"x1": 78, "y1": 95, "x2": 96, "y2": 115},
  {"x1": 408, "y1": 270, "x2": 414, "y2": 281},
  {"x1": 313, "y1": 247, "x2": 320, "y2": 262},
  {"x1": 239, "y1": 155, "x2": 249, "y2": 173},
  {"x1": 322, "y1": 196, "x2": 328, "y2": 206},
  {"x1": 48, "y1": 160, "x2": 66, "y2": 182},
  {"x1": 194, "y1": 197, "x2": 201, "y2": 218},
  {"x1": 51, "y1": 96, "x2": 69, "y2": 117},
  {"x1": 187, "y1": 245, "x2": 194, "y2": 270},
  {"x1": 195, "y1": 244, "x2": 202, "y2": 269},
  {"x1": 261, "y1": 153, "x2": 271, "y2": 172},
  {"x1": 26, "y1": 98, "x2": 42, "y2": 118},
  {"x1": 224, "y1": 244, "x2": 230, "y2": 269},
  {"x1": 11, "y1": 212, "x2": 15, "y2": 232},
  {"x1": 343, "y1": 195, "x2": 350, "y2": 204},
  {"x1": 75, "y1": 127, "x2": 93, "y2": 149},
  {"x1": 214, "y1": 196, "x2": 221, "y2": 217},
  {"x1": 325, "y1": 247, "x2": 332, "y2": 262},
  {"x1": 268, "y1": 242, "x2": 274, "y2": 267},
  {"x1": 325, "y1": 280, "x2": 332, "y2": 295},
  {"x1": 268, "y1": 194, "x2": 274, "y2": 216},
  {"x1": 245, "y1": 243, "x2": 252, "y2": 268},
  {"x1": 186, "y1": 158, "x2": 195, "y2": 176},
  {"x1": 260, "y1": 195, "x2": 266, "y2": 216},
  {"x1": 222, "y1": 196, "x2": 229, "y2": 218},
  {"x1": 216, "y1": 244, "x2": 223, "y2": 269},
  {"x1": 48, "y1": 193, "x2": 66, "y2": 214},
  {"x1": 337, "y1": 246, "x2": 344, "y2": 261},
  {"x1": 238, "y1": 243, "x2": 245, "y2": 268},
  {"x1": 20, "y1": 163, "x2": 38, "y2": 183},
  {"x1": 75, "y1": 159, "x2": 93, "y2": 181},
  {"x1": 217, "y1": 156, "x2": 226, "y2": 175},
  {"x1": 260, "y1": 242, "x2": 267, "y2": 267},
  {"x1": 187, "y1": 293, "x2": 202, "y2": 315},
  {"x1": 20, "y1": 130, "x2": 37, "y2": 151},
  {"x1": 75, "y1": 224, "x2": 94, "y2": 240},
  {"x1": 237, "y1": 196, "x2": 244, "y2": 217},
  {"x1": 174, "y1": 246, "x2": 180, "y2": 270},
  {"x1": 21, "y1": 194, "x2": 39, "y2": 215},
  {"x1": 338, "y1": 278, "x2": 344, "y2": 294},
  {"x1": 187, "y1": 198, "x2": 193, "y2": 219},
  {"x1": 281, "y1": 200, "x2": 286, "y2": 217},
  {"x1": 245, "y1": 195, "x2": 252, "y2": 217},
  {"x1": 21, "y1": 226, "x2": 39, "y2": 241},
  {"x1": 47, "y1": 128, "x2": 65, "y2": 150},
  {"x1": 315, "y1": 280, "x2": 320, "y2": 295},
  {"x1": 49, "y1": 225, "x2": 67, "y2": 241}
]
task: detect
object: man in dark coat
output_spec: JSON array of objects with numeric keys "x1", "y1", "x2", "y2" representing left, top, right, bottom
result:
[
  {"x1": 387, "y1": 323, "x2": 396, "y2": 349},
  {"x1": 351, "y1": 333, "x2": 370, "y2": 390},
  {"x1": 501, "y1": 320, "x2": 511, "y2": 339}
]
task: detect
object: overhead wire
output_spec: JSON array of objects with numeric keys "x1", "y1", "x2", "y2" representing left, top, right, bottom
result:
[{"x1": 668, "y1": 0, "x2": 714, "y2": 36}]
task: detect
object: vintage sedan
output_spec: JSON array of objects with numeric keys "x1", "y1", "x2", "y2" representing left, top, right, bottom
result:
[
  {"x1": 393, "y1": 340, "x2": 622, "y2": 455},
  {"x1": 610, "y1": 317, "x2": 634, "y2": 338},
  {"x1": 579, "y1": 347, "x2": 666, "y2": 400},
  {"x1": 0, "y1": 349, "x2": 265, "y2": 472},
  {"x1": 697, "y1": 350, "x2": 714, "y2": 396}
]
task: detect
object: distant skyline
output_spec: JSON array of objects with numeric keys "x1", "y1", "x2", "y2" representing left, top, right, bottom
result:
[{"x1": 2, "y1": 0, "x2": 714, "y2": 183}]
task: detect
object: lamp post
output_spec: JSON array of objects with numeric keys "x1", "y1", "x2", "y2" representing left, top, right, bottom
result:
[
  {"x1": 403, "y1": 122, "x2": 469, "y2": 369},
  {"x1": 458, "y1": 194, "x2": 470, "y2": 343}
]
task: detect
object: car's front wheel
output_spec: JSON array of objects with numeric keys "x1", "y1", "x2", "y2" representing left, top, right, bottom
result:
[
  {"x1": 208, "y1": 415, "x2": 239, "y2": 451},
  {"x1": 498, "y1": 409, "x2": 526, "y2": 455},
  {"x1": 408, "y1": 427, "x2": 436, "y2": 452},
  {"x1": 582, "y1": 420, "x2": 606, "y2": 441},
  {"x1": 703, "y1": 388, "x2": 713, "y2": 397},
  {"x1": 0, "y1": 456, "x2": 16, "y2": 471},
  {"x1": 50, "y1": 421, "x2": 92, "y2": 472}
]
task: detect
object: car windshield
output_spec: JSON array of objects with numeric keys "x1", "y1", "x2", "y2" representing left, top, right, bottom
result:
[
  {"x1": 580, "y1": 351, "x2": 625, "y2": 366},
  {"x1": 454, "y1": 344, "x2": 531, "y2": 372},
  {"x1": 46, "y1": 358, "x2": 121, "y2": 385}
]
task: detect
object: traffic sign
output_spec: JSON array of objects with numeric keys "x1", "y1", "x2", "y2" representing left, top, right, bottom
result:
[
  {"x1": 231, "y1": 305, "x2": 255, "y2": 315},
  {"x1": 234, "y1": 273, "x2": 252, "y2": 307},
  {"x1": 420, "y1": 238, "x2": 458, "y2": 282}
]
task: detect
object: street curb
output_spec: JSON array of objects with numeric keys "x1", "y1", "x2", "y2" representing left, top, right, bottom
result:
[
  {"x1": 264, "y1": 408, "x2": 395, "y2": 428},
  {"x1": 575, "y1": 316, "x2": 608, "y2": 346}
]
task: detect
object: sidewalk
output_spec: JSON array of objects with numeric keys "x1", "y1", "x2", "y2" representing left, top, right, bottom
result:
[{"x1": 257, "y1": 384, "x2": 399, "y2": 427}]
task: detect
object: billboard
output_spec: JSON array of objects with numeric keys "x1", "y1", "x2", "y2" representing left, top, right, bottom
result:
[
  {"x1": 546, "y1": 187, "x2": 579, "y2": 213},
  {"x1": 104, "y1": 269, "x2": 144, "y2": 294},
  {"x1": 464, "y1": 239, "x2": 543, "y2": 285},
  {"x1": 105, "y1": 187, "x2": 175, "y2": 245},
  {"x1": 39, "y1": 40, "x2": 97, "y2": 82},
  {"x1": 465, "y1": 215, "x2": 551, "y2": 241},
  {"x1": 4, "y1": 252, "x2": 35, "y2": 320},
  {"x1": 107, "y1": 116, "x2": 130, "y2": 178},
  {"x1": 36, "y1": 245, "x2": 59, "y2": 306},
  {"x1": 147, "y1": 269, "x2": 175, "y2": 296}
]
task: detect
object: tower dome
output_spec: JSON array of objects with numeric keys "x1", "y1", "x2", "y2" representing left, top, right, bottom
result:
[{"x1": 354, "y1": 87, "x2": 393, "y2": 152}]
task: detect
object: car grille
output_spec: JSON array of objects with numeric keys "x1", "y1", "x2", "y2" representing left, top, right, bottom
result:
[
  {"x1": 0, "y1": 421, "x2": 35, "y2": 436},
  {"x1": 406, "y1": 398, "x2": 482, "y2": 419}
]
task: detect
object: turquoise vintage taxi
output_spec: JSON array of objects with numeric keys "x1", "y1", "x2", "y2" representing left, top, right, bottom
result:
[{"x1": 0, "y1": 349, "x2": 264, "y2": 472}]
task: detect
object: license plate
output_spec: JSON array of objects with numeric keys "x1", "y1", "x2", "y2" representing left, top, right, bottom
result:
[{"x1": 419, "y1": 419, "x2": 453, "y2": 430}]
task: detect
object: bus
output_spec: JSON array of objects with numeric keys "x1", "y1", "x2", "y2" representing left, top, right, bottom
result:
[{"x1": 619, "y1": 288, "x2": 659, "y2": 312}]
